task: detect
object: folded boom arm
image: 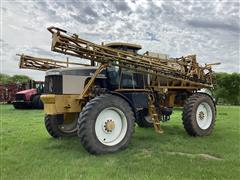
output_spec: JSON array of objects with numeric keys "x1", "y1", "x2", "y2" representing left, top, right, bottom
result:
[
  {"x1": 47, "y1": 26, "x2": 215, "y2": 88},
  {"x1": 17, "y1": 54, "x2": 90, "y2": 71}
]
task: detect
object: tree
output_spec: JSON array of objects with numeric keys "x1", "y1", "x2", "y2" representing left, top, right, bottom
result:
[
  {"x1": 10, "y1": 75, "x2": 32, "y2": 84},
  {"x1": 0, "y1": 73, "x2": 12, "y2": 84},
  {"x1": 213, "y1": 73, "x2": 240, "y2": 105},
  {"x1": 0, "y1": 73, "x2": 32, "y2": 84},
  {"x1": 227, "y1": 73, "x2": 240, "y2": 105}
]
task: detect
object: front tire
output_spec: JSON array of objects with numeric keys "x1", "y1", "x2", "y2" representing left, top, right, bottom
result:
[
  {"x1": 44, "y1": 113, "x2": 78, "y2": 138},
  {"x1": 13, "y1": 103, "x2": 22, "y2": 109},
  {"x1": 182, "y1": 93, "x2": 216, "y2": 136},
  {"x1": 78, "y1": 94, "x2": 135, "y2": 154}
]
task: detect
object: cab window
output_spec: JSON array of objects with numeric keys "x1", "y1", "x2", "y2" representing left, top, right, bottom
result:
[
  {"x1": 107, "y1": 66, "x2": 120, "y2": 90},
  {"x1": 120, "y1": 69, "x2": 135, "y2": 88}
]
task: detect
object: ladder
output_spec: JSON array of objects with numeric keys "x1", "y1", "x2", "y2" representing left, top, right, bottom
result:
[{"x1": 148, "y1": 94, "x2": 164, "y2": 134}]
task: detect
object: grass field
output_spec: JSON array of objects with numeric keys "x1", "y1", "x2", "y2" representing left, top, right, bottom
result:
[{"x1": 1, "y1": 105, "x2": 240, "y2": 180}]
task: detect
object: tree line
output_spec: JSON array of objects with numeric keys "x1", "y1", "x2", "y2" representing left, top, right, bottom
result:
[
  {"x1": 1, "y1": 73, "x2": 239, "y2": 105},
  {"x1": 213, "y1": 73, "x2": 240, "y2": 105},
  {"x1": 0, "y1": 73, "x2": 32, "y2": 84}
]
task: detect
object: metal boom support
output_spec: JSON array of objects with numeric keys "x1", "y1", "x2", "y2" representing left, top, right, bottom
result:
[
  {"x1": 47, "y1": 26, "x2": 214, "y2": 89},
  {"x1": 17, "y1": 54, "x2": 90, "y2": 71}
]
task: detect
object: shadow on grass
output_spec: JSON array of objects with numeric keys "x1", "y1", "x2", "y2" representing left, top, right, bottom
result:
[{"x1": 39, "y1": 124, "x2": 193, "y2": 157}]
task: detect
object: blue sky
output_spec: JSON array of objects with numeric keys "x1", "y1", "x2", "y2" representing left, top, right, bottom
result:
[{"x1": 1, "y1": 0, "x2": 239, "y2": 80}]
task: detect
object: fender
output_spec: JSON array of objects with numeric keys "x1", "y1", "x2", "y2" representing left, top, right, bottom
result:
[
  {"x1": 195, "y1": 92, "x2": 217, "y2": 116},
  {"x1": 197, "y1": 88, "x2": 215, "y2": 102},
  {"x1": 109, "y1": 91, "x2": 138, "y2": 119},
  {"x1": 196, "y1": 92, "x2": 215, "y2": 105}
]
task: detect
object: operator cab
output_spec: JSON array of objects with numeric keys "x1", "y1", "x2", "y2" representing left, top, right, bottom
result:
[
  {"x1": 104, "y1": 42, "x2": 146, "y2": 90},
  {"x1": 34, "y1": 81, "x2": 44, "y2": 94}
]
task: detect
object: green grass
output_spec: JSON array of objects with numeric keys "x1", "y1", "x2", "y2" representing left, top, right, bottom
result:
[{"x1": 1, "y1": 105, "x2": 240, "y2": 180}]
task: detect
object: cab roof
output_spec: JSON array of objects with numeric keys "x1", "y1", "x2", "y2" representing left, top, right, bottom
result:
[{"x1": 104, "y1": 42, "x2": 142, "y2": 50}]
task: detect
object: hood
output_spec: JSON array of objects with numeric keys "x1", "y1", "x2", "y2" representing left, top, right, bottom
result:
[{"x1": 16, "y1": 88, "x2": 37, "y2": 94}]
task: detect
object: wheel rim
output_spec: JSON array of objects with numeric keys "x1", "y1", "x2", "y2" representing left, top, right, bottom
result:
[
  {"x1": 196, "y1": 102, "x2": 213, "y2": 130},
  {"x1": 144, "y1": 115, "x2": 153, "y2": 123},
  {"x1": 58, "y1": 114, "x2": 78, "y2": 133},
  {"x1": 95, "y1": 107, "x2": 128, "y2": 146}
]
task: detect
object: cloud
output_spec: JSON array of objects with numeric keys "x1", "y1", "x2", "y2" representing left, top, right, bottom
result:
[
  {"x1": 187, "y1": 19, "x2": 240, "y2": 33},
  {"x1": 111, "y1": 1, "x2": 130, "y2": 12},
  {"x1": 1, "y1": 0, "x2": 239, "y2": 80}
]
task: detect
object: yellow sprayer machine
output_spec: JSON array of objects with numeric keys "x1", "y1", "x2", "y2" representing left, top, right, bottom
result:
[{"x1": 19, "y1": 26, "x2": 219, "y2": 154}]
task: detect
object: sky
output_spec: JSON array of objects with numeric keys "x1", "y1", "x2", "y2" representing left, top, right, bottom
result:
[{"x1": 1, "y1": 0, "x2": 239, "y2": 80}]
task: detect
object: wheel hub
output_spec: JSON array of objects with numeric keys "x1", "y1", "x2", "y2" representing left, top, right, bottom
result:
[
  {"x1": 104, "y1": 120, "x2": 115, "y2": 132},
  {"x1": 196, "y1": 102, "x2": 213, "y2": 130},
  {"x1": 198, "y1": 111, "x2": 205, "y2": 120},
  {"x1": 95, "y1": 107, "x2": 128, "y2": 146}
]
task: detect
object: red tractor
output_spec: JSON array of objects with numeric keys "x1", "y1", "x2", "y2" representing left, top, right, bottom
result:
[{"x1": 12, "y1": 80, "x2": 44, "y2": 109}]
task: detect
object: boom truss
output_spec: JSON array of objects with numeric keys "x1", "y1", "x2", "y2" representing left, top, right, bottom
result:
[
  {"x1": 47, "y1": 26, "x2": 215, "y2": 89},
  {"x1": 17, "y1": 54, "x2": 89, "y2": 71}
]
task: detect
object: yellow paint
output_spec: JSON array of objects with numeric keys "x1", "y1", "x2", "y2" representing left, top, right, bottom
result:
[{"x1": 41, "y1": 94, "x2": 82, "y2": 115}]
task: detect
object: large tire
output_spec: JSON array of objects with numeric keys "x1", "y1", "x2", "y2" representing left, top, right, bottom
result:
[
  {"x1": 13, "y1": 103, "x2": 22, "y2": 109},
  {"x1": 136, "y1": 109, "x2": 153, "y2": 128},
  {"x1": 44, "y1": 114, "x2": 78, "y2": 138},
  {"x1": 78, "y1": 94, "x2": 135, "y2": 154},
  {"x1": 37, "y1": 96, "x2": 44, "y2": 109},
  {"x1": 13, "y1": 102, "x2": 30, "y2": 109},
  {"x1": 32, "y1": 95, "x2": 43, "y2": 109},
  {"x1": 32, "y1": 95, "x2": 38, "y2": 108},
  {"x1": 182, "y1": 93, "x2": 216, "y2": 136}
]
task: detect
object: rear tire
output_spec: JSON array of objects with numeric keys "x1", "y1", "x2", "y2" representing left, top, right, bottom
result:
[
  {"x1": 182, "y1": 93, "x2": 216, "y2": 136},
  {"x1": 78, "y1": 94, "x2": 135, "y2": 154},
  {"x1": 44, "y1": 114, "x2": 78, "y2": 138},
  {"x1": 32, "y1": 95, "x2": 43, "y2": 109}
]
